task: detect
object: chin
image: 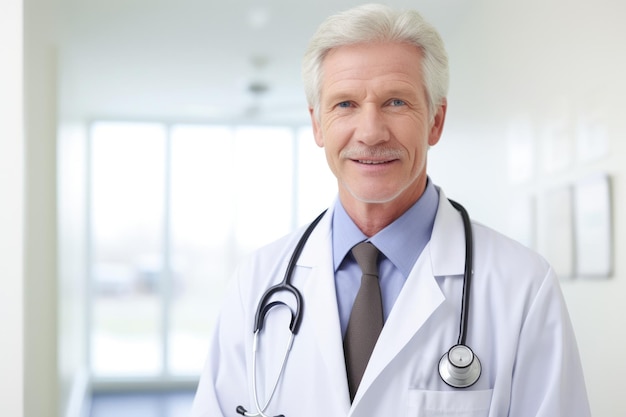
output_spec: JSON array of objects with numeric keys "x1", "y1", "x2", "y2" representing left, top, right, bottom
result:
[{"x1": 344, "y1": 183, "x2": 409, "y2": 205}]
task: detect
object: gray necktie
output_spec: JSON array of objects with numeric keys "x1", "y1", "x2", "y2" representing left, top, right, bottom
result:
[{"x1": 344, "y1": 241, "x2": 383, "y2": 402}]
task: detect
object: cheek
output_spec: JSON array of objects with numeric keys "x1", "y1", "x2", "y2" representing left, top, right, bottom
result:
[
  {"x1": 320, "y1": 120, "x2": 347, "y2": 153},
  {"x1": 400, "y1": 125, "x2": 430, "y2": 158}
]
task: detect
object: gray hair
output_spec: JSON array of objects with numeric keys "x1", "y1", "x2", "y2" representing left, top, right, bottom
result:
[{"x1": 302, "y1": 3, "x2": 449, "y2": 120}]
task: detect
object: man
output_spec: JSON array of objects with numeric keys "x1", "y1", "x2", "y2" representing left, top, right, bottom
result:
[{"x1": 192, "y1": 4, "x2": 590, "y2": 416}]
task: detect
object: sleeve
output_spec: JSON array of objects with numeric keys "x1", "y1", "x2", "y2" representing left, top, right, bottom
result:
[
  {"x1": 190, "y1": 268, "x2": 250, "y2": 417},
  {"x1": 508, "y1": 267, "x2": 591, "y2": 417}
]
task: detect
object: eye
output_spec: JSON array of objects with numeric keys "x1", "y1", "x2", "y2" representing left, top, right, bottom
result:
[
  {"x1": 337, "y1": 101, "x2": 353, "y2": 108},
  {"x1": 389, "y1": 99, "x2": 406, "y2": 107}
]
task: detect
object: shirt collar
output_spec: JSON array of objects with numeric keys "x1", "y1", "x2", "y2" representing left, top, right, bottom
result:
[{"x1": 332, "y1": 178, "x2": 440, "y2": 276}]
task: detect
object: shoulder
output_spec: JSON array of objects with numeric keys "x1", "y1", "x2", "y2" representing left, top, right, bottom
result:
[
  {"x1": 472, "y1": 222, "x2": 550, "y2": 271},
  {"x1": 239, "y1": 209, "x2": 332, "y2": 273},
  {"x1": 470, "y1": 221, "x2": 558, "y2": 309},
  {"x1": 472, "y1": 221, "x2": 550, "y2": 273},
  {"x1": 237, "y1": 227, "x2": 307, "y2": 275}
]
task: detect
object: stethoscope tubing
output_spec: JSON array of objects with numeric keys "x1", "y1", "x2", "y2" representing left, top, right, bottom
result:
[
  {"x1": 239, "y1": 200, "x2": 479, "y2": 415},
  {"x1": 252, "y1": 210, "x2": 327, "y2": 335},
  {"x1": 448, "y1": 199, "x2": 473, "y2": 346},
  {"x1": 245, "y1": 329, "x2": 293, "y2": 417}
]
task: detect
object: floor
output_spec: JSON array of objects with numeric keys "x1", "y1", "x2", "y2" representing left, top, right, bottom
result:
[{"x1": 90, "y1": 391, "x2": 195, "y2": 417}]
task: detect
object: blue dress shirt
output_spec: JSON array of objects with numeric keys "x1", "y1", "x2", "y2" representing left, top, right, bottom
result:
[{"x1": 332, "y1": 179, "x2": 440, "y2": 336}]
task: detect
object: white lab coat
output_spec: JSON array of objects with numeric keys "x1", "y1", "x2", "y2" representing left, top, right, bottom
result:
[{"x1": 192, "y1": 191, "x2": 591, "y2": 417}]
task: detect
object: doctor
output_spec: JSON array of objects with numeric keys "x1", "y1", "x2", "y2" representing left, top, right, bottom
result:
[{"x1": 192, "y1": 4, "x2": 590, "y2": 417}]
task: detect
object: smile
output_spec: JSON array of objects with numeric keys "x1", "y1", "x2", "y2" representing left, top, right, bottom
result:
[
  {"x1": 356, "y1": 159, "x2": 393, "y2": 165},
  {"x1": 342, "y1": 147, "x2": 404, "y2": 165}
]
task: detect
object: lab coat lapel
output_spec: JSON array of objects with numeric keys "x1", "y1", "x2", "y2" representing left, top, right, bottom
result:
[
  {"x1": 428, "y1": 192, "x2": 468, "y2": 278},
  {"x1": 351, "y1": 246, "x2": 444, "y2": 405},
  {"x1": 353, "y1": 193, "x2": 467, "y2": 406},
  {"x1": 296, "y1": 208, "x2": 352, "y2": 411}
]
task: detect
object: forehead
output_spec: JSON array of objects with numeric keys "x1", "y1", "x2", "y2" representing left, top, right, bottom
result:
[{"x1": 320, "y1": 42, "x2": 424, "y2": 98}]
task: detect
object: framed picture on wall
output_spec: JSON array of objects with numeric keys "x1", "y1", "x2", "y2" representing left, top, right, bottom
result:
[{"x1": 573, "y1": 174, "x2": 612, "y2": 278}]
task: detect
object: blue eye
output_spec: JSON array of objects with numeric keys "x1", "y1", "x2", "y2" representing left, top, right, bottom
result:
[
  {"x1": 390, "y1": 99, "x2": 406, "y2": 106},
  {"x1": 337, "y1": 101, "x2": 352, "y2": 108}
]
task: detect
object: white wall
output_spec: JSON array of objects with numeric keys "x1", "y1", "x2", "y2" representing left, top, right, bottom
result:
[
  {"x1": 0, "y1": 0, "x2": 24, "y2": 416},
  {"x1": 0, "y1": 1, "x2": 63, "y2": 416},
  {"x1": 430, "y1": 0, "x2": 626, "y2": 415},
  {"x1": 23, "y1": 0, "x2": 78, "y2": 416},
  {"x1": 57, "y1": 121, "x2": 90, "y2": 417}
]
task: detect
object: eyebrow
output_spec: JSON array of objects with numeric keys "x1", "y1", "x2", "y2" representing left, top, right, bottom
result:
[{"x1": 323, "y1": 86, "x2": 421, "y2": 105}]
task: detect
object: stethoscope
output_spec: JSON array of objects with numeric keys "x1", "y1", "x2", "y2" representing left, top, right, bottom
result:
[{"x1": 237, "y1": 199, "x2": 480, "y2": 417}]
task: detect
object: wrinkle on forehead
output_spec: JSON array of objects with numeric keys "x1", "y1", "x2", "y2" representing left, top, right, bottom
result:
[{"x1": 319, "y1": 42, "x2": 426, "y2": 110}]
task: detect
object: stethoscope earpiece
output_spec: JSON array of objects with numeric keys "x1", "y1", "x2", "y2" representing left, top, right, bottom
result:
[{"x1": 438, "y1": 344, "x2": 481, "y2": 388}]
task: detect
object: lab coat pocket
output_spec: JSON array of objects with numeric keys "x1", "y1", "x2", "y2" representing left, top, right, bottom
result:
[{"x1": 407, "y1": 389, "x2": 493, "y2": 416}]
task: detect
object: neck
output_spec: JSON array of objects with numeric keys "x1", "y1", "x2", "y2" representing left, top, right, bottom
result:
[{"x1": 339, "y1": 181, "x2": 426, "y2": 237}]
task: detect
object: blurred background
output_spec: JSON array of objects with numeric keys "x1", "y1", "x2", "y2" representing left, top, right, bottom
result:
[{"x1": 2, "y1": 0, "x2": 626, "y2": 416}]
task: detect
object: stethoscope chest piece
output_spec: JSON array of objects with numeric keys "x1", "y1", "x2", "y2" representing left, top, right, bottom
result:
[{"x1": 438, "y1": 344, "x2": 481, "y2": 388}]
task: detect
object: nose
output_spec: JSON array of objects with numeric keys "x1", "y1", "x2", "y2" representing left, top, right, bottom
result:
[{"x1": 354, "y1": 105, "x2": 390, "y2": 146}]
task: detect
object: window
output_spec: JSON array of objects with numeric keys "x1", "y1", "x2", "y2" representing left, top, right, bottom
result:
[
  {"x1": 88, "y1": 122, "x2": 335, "y2": 381},
  {"x1": 90, "y1": 122, "x2": 166, "y2": 376}
]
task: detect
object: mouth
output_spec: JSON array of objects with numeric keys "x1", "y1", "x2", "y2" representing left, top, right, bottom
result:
[
  {"x1": 343, "y1": 147, "x2": 403, "y2": 166},
  {"x1": 353, "y1": 158, "x2": 396, "y2": 165}
]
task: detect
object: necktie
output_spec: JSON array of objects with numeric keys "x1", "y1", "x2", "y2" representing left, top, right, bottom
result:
[{"x1": 344, "y1": 241, "x2": 383, "y2": 402}]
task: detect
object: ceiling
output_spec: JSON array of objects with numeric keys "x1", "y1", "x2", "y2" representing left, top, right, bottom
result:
[{"x1": 58, "y1": 0, "x2": 470, "y2": 124}]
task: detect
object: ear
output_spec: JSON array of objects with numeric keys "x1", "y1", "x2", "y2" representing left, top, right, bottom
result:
[
  {"x1": 309, "y1": 107, "x2": 324, "y2": 148},
  {"x1": 428, "y1": 99, "x2": 447, "y2": 147}
]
